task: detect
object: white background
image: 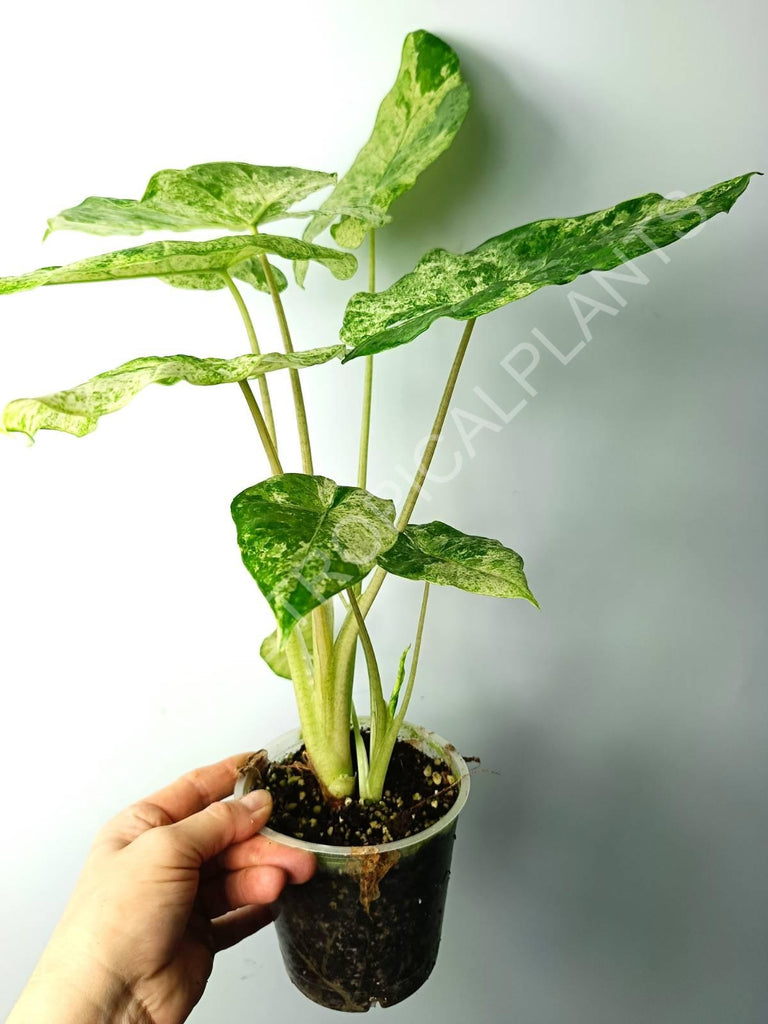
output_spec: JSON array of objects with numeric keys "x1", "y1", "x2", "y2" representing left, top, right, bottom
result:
[{"x1": 1, "y1": 1, "x2": 766, "y2": 1021}]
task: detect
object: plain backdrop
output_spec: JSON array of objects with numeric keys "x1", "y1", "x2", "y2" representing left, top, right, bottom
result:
[{"x1": 0, "y1": 2, "x2": 766, "y2": 1021}]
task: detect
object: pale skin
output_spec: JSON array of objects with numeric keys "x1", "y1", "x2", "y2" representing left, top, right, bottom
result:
[{"x1": 6, "y1": 754, "x2": 316, "y2": 1024}]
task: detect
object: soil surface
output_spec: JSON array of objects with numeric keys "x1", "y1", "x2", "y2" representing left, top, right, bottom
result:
[{"x1": 262, "y1": 735, "x2": 460, "y2": 846}]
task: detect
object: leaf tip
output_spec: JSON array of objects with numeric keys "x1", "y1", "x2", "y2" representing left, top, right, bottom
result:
[{"x1": 293, "y1": 259, "x2": 308, "y2": 288}]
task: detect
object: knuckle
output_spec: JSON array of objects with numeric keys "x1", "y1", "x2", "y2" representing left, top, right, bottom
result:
[
  {"x1": 206, "y1": 800, "x2": 236, "y2": 829},
  {"x1": 127, "y1": 801, "x2": 174, "y2": 831},
  {"x1": 182, "y1": 767, "x2": 213, "y2": 801},
  {"x1": 98, "y1": 801, "x2": 174, "y2": 846},
  {"x1": 135, "y1": 824, "x2": 177, "y2": 856}
]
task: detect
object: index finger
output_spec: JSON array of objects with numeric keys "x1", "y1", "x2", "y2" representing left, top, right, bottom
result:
[
  {"x1": 144, "y1": 753, "x2": 255, "y2": 823},
  {"x1": 94, "y1": 753, "x2": 259, "y2": 852}
]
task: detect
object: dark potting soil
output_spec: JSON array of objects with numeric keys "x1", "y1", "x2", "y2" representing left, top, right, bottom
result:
[{"x1": 261, "y1": 736, "x2": 460, "y2": 846}]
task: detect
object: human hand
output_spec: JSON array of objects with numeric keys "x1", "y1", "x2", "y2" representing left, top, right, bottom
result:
[{"x1": 7, "y1": 753, "x2": 315, "y2": 1024}]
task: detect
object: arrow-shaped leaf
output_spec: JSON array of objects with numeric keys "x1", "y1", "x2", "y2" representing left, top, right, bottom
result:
[
  {"x1": 341, "y1": 172, "x2": 756, "y2": 360},
  {"x1": 46, "y1": 163, "x2": 337, "y2": 237},
  {"x1": 0, "y1": 234, "x2": 357, "y2": 297},
  {"x1": 377, "y1": 521, "x2": 538, "y2": 605},
  {"x1": 231, "y1": 474, "x2": 399, "y2": 640},
  {"x1": 296, "y1": 31, "x2": 470, "y2": 283},
  {"x1": 2, "y1": 346, "x2": 344, "y2": 440}
]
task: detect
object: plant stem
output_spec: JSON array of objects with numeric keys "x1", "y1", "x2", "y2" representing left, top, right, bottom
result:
[
  {"x1": 258, "y1": 252, "x2": 314, "y2": 475},
  {"x1": 312, "y1": 603, "x2": 334, "y2": 687},
  {"x1": 285, "y1": 630, "x2": 354, "y2": 800},
  {"x1": 393, "y1": 583, "x2": 430, "y2": 730},
  {"x1": 363, "y1": 583, "x2": 430, "y2": 802},
  {"x1": 351, "y1": 702, "x2": 370, "y2": 794},
  {"x1": 347, "y1": 587, "x2": 388, "y2": 802},
  {"x1": 330, "y1": 318, "x2": 477, "y2": 733},
  {"x1": 346, "y1": 589, "x2": 386, "y2": 725},
  {"x1": 368, "y1": 228, "x2": 376, "y2": 295},
  {"x1": 253, "y1": 248, "x2": 343, "y2": 789},
  {"x1": 353, "y1": 317, "x2": 477, "y2": 612},
  {"x1": 357, "y1": 229, "x2": 376, "y2": 490},
  {"x1": 222, "y1": 271, "x2": 278, "y2": 450},
  {"x1": 397, "y1": 317, "x2": 476, "y2": 529},
  {"x1": 238, "y1": 380, "x2": 282, "y2": 476}
]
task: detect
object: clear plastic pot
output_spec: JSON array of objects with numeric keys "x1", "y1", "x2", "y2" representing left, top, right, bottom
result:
[{"x1": 235, "y1": 720, "x2": 470, "y2": 1012}]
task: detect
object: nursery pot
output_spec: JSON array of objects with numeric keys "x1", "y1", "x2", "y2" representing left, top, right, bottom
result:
[{"x1": 235, "y1": 721, "x2": 470, "y2": 1012}]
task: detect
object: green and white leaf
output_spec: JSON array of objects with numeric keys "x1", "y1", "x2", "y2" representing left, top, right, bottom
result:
[
  {"x1": 2, "y1": 347, "x2": 344, "y2": 440},
  {"x1": 0, "y1": 234, "x2": 357, "y2": 297},
  {"x1": 341, "y1": 173, "x2": 756, "y2": 360},
  {"x1": 46, "y1": 163, "x2": 337, "y2": 237},
  {"x1": 260, "y1": 617, "x2": 315, "y2": 679},
  {"x1": 377, "y1": 521, "x2": 538, "y2": 605},
  {"x1": 162, "y1": 256, "x2": 288, "y2": 293},
  {"x1": 231, "y1": 474, "x2": 399, "y2": 640},
  {"x1": 297, "y1": 30, "x2": 469, "y2": 283}
]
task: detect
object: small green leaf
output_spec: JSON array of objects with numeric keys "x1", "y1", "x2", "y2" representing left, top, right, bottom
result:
[
  {"x1": 231, "y1": 474, "x2": 399, "y2": 640},
  {"x1": 46, "y1": 163, "x2": 337, "y2": 237},
  {"x1": 2, "y1": 347, "x2": 344, "y2": 439},
  {"x1": 341, "y1": 173, "x2": 757, "y2": 360},
  {"x1": 0, "y1": 234, "x2": 357, "y2": 297},
  {"x1": 388, "y1": 645, "x2": 411, "y2": 717},
  {"x1": 377, "y1": 521, "x2": 538, "y2": 605},
  {"x1": 260, "y1": 617, "x2": 315, "y2": 679},
  {"x1": 299, "y1": 30, "x2": 469, "y2": 271}
]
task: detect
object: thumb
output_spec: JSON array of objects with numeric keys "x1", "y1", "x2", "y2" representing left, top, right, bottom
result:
[{"x1": 162, "y1": 790, "x2": 272, "y2": 865}]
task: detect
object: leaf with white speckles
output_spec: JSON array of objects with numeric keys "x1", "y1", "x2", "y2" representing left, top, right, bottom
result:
[
  {"x1": 232, "y1": 475, "x2": 399, "y2": 640},
  {"x1": 296, "y1": 31, "x2": 469, "y2": 283},
  {"x1": 377, "y1": 521, "x2": 538, "y2": 605},
  {"x1": 2, "y1": 347, "x2": 344, "y2": 440},
  {"x1": 46, "y1": 164, "x2": 337, "y2": 237},
  {"x1": 0, "y1": 234, "x2": 356, "y2": 297},
  {"x1": 162, "y1": 256, "x2": 288, "y2": 294},
  {"x1": 341, "y1": 173, "x2": 757, "y2": 360}
]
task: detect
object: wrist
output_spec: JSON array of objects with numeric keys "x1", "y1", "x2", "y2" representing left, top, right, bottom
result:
[{"x1": 7, "y1": 951, "x2": 150, "y2": 1024}]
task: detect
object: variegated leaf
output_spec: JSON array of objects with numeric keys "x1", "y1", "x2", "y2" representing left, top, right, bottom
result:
[
  {"x1": 231, "y1": 474, "x2": 398, "y2": 640},
  {"x1": 2, "y1": 347, "x2": 344, "y2": 440},
  {"x1": 296, "y1": 30, "x2": 469, "y2": 284},
  {"x1": 161, "y1": 256, "x2": 288, "y2": 294},
  {"x1": 378, "y1": 521, "x2": 538, "y2": 605},
  {"x1": 0, "y1": 234, "x2": 357, "y2": 297},
  {"x1": 46, "y1": 163, "x2": 337, "y2": 237},
  {"x1": 341, "y1": 173, "x2": 756, "y2": 360}
]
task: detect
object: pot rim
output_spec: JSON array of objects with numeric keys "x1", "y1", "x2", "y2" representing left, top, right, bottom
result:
[{"x1": 234, "y1": 719, "x2": 470, "y2": 856}]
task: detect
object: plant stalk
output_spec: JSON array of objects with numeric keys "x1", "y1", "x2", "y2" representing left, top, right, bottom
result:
[
  {"x1": 357, "y1": 229, "x2": 376, "y2": 490},
  {"x1": 238, "y1": 380, "x2": 282, "y2": 476},
  {"x1": 331, "y1": 320, "x2": 476, "y2": 796},
  {"x1": 364, "y1": 583, "x2": 430, "y2": 802},
  {"x1": 222, "y1": 271, "x2": 278, "y2": 450},
  {"x1": 346, "y1": 588, "x2": 386, "y2": 725},
  {"x1": 255, "y1": 250, "x2": 336, "y2": 739},
  {"x1": 341, "y1": 316, "x2": 477, "y2": 636},
  {"x1": 392, "y1": 583, "x2": 430, "y2": 731},
  {"x1": 351, "y1": 702, "x2": 370, "y2": 795},
  {"x1": 396, "y1": 317, "x2": 476, "y2": 529},
  {"x1": 257, "y1": 252, "x2": 314, "y2": 475},
  {"x1": 285, "y1": 629, "x2": 355, "y2": 800}
]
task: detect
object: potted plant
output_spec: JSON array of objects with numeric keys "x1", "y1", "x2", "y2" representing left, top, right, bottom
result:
[{"x1": 0, "y1": 29, "x2": 755, "y2": 1013}]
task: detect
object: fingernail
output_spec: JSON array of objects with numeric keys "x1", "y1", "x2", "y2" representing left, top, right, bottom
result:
[{"x1": 240, "y1": 789, "x2": 271, "y2": 813}]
